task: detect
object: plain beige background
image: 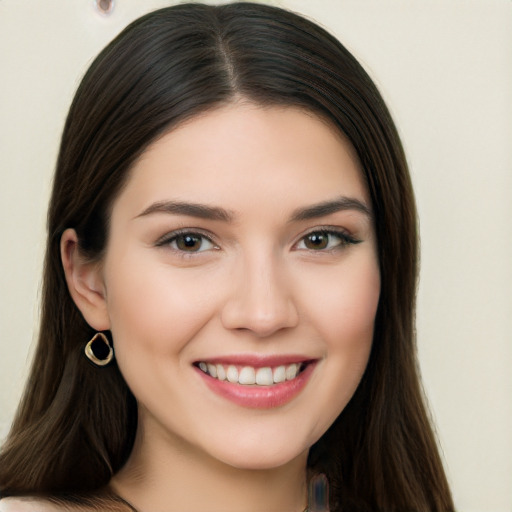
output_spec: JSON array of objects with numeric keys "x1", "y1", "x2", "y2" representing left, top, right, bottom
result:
[{"x1": 1, "y1": 1, "x2": 511, "y2": 510}]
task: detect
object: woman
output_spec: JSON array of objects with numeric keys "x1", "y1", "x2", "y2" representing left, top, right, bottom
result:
[{"x1": 0, "y1": 2, "x2": 454, "y2": 511}]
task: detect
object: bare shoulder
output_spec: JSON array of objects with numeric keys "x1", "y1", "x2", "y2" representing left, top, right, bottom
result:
[{"x1": 0, "y1": 497, "x2": 62, "y2": 511}]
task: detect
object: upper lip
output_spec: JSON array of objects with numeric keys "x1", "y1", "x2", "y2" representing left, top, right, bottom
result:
[{"x1": 193, "y1": 354, "x2": 316, "y2": 367}]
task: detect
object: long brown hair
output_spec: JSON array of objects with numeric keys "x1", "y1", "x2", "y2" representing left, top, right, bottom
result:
[{"x1": 0, "y1": 3, "x2": 453, "y2": 510}]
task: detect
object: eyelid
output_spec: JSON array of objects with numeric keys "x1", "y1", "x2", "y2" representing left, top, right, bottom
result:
[
  {"x1": 293, "y1": 226, "x2": 361, "y2": 251},
  {"x1": 155, "y1": 228, "x2": 219, "y2": 251}
]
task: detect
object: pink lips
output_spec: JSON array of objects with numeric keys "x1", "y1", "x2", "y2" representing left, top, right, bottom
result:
[{"x1": 194, "y1": 355, "x2": 316, "y2": 409}]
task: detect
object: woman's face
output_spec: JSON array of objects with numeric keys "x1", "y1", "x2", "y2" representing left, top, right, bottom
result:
[{"x1": 97, "y1": 103, "x2": 380, "y2": 469}]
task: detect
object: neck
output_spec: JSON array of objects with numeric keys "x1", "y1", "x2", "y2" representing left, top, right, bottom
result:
[{"x1": 110, "y1": 417, "x2": 309, "y2": 512}]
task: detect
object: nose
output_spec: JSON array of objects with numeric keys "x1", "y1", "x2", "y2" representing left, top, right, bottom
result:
[{"x1": 220, "y1": 252, "x2": 299, "y2": 338}]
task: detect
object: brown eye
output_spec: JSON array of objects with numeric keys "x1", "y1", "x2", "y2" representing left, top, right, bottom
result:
[
  {"x1": 175, "y1": 234, "x2": 202, "y2": 251},
  {"x1": 167, "y1": 233, "x2": 216, "y2": 253},
  {"x1": 296, "y1": 230, "x2": 359, "y2": 251},
  {"x1": 303, "y1": 232, "x2": 329, "y2": 250}
]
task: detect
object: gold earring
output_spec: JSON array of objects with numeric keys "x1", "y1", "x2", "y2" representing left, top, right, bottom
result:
[{"x1": 84, "y1": 332, "x2": 114, "y2": 366}]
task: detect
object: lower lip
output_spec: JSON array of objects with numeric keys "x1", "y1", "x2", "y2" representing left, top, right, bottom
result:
[{"x1": 196, "y1": 362, "x2": 316, "y2": 409}]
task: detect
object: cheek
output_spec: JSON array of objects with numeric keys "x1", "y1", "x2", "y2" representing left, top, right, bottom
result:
[
  {"x1": 324, "y1": 265, "x2": 379, "y2": 383},
  {"x1": 103, "y1": 252, "x2": 220, "y2": 356},
  {"x1": 301, "y1": 254, "x2": 380, "y2": 349},
  {"x1": 299, "y1": 256, "x2": 380, "y2": 432},
  {"x1": 101, "y1": 255, "x2": 224, "y2": 416}
]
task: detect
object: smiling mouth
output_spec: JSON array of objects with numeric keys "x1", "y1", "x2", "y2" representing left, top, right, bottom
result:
[{"x1": 194, "y1": 361, "x2": 309, "y2": 386}]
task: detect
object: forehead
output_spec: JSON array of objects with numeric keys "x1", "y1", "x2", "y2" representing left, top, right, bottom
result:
[{"x1": 114, "y1": 103, "x2": 369, "y2": 218}]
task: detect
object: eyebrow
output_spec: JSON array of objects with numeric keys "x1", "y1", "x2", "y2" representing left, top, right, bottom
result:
[
  {"x1": 289, "y1": 197, "x2": 372, "y2": 222},
  {"x1": 135, "y1": 196, "x2": 371, "y2": 223},
  {"x1": 136, "y1": 201, "x2": 234, "y2": 222}
]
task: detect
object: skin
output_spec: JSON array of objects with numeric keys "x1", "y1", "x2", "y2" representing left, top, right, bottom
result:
[{"x1": 61, "y1": 102, "x2": 381, "y2": 512}]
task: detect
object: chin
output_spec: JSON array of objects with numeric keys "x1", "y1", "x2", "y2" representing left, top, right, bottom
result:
[{"x1": 212, "y1": 439, "x2": 310, "y2": 471}]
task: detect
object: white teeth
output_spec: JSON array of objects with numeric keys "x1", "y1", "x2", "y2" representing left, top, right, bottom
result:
[
  {"x1": 256, "y1": 367, "x2": 273, "y2": 385},
  {"x1": 198, "y1": 361, "x2": 305, "y2": 385},
  {"x1": 226, "y1": 365, "x2": 239, "y2": 383},
  {"x1": 286, "y1": 363, "x2": 299, "y2": 380},
  {"x1": 239, "y1": 366, "x2": 256, "y2": 385},
  {"x1": 207, "y1": 363, "x2": 217, "y2": 378},
  {"x1": 216, "y1": 364, "x2": 226, "y2": 381},
  {"x1": 273, "y1": 365, "x2": 286, "y2": 383}
]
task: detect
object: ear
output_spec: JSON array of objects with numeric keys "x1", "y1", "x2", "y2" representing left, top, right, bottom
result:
[{"x1": 60, "y1": 228, "x2": 110, "y2": 331}]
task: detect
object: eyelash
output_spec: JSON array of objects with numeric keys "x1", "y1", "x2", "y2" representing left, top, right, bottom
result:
[
  {"x1": 155, "y1": 229, "x2": 218, "y2": 255},
  {"x1": 294, "y1": 228, "x2": 361, "y2": 252},
  {"x1": 155, "y1": 227, "x2": 361, "y2": 255}
]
